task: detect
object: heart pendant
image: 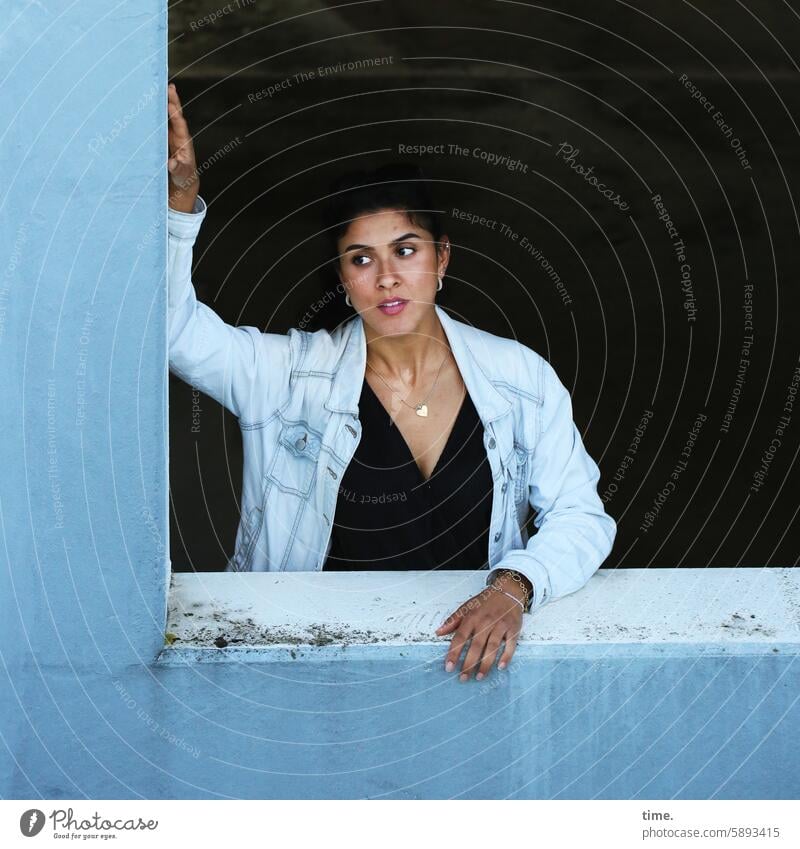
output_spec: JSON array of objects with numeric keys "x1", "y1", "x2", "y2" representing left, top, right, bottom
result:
[{"x1": 415, "y1": 404, "x2": 428, "y2": 417}]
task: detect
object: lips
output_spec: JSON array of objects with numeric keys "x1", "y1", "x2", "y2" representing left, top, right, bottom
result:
[{"x1": 377, "y1": 298, "x2": 408, "y2": 316}]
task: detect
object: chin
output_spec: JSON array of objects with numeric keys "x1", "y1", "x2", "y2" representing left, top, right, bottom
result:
[
  {"x1": 364, "y1": 316, "x2": 412, "y2": 337},
  {"x1": 374, "y1": 306, "x2": 419, "y2": 327}
]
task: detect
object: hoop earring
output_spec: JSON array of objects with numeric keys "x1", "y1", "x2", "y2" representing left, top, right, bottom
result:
[
  {"x1": 345, "y1": 293, "x2": 352, "y2": 307},
  {"x1": 436, "y1": 276, "x2": 443, "y2": 291}
]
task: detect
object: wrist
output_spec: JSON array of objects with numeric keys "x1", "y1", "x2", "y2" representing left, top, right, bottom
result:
[
  {"x1": 492, "y1": 569, "x2": 533, "y2": 608},
  {"x1": 168, "y1": 192, "x2": 198, "y2": 214},
  {"x1": 169, "y1": 179, "x2": 200, "y2": 213}
]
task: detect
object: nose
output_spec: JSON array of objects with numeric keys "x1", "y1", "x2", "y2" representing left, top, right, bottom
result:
[
  {"x1": 370, "y1": 243, "x2": 405, "y2": 290},
  {"x1": 376, "y1": 258, "x2": 401, "y2": 289},
  {"x1": 377, "y1": 275, "x2": 400, "y2": 290}
]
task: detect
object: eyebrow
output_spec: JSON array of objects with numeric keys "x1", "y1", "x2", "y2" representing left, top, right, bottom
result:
[{"x1": 343, "y1": 233, "x2": 422, "y2": 253}]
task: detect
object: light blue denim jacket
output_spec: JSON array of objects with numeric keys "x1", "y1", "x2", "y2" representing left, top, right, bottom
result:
[{"x1": 167, "y1": 196, "x2": 616, "y2": 613}]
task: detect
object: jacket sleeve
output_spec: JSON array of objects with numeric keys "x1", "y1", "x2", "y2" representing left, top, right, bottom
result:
[
  {"x1": 486, "y1": 356, "x2": 616, "y2": 613},
  {"x1": 167, "y1": 195, "x2": 291, "y2": 422}
]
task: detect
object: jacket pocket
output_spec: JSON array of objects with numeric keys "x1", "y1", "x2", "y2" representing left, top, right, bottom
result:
[{"x1": 266, "y1": 421, "x2": 322, "y2": 497}]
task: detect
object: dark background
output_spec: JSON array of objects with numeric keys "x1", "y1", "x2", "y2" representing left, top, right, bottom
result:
[{"x1": 168, "y1": 0, "x2": 800, "y2": 572}]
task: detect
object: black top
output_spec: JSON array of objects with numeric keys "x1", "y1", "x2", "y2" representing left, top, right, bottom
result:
[{"x1": 323, "y1": 377, "x2": 494, "y2": 571}]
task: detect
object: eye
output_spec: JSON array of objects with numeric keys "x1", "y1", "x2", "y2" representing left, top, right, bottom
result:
[
  {"x1": 397, "y1": 245, "x2": 415, "y2": 257},
  {"x1": 352, "y1": 254, "x2": 371, "y2": 266}
]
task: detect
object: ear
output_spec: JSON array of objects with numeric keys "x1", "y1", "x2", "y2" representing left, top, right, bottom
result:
[{"x1": 437, "y1": 235, "x2": 451, "y2": 276}]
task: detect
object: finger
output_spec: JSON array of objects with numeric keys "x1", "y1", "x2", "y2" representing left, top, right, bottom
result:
[
  {"x1": 476, "y1": 632, "x2": 505, "y2": 680},
  {"x1": 168, "y1": 107, "x2": 190, "y2": 139},
  {"x1": 444, "y1": 624, "x2": 472, "y2": 673},
  {"x1": 167, "y1": 93, "x2": 190, "y2": 136},
  {"x1": 459, "y1": 625, "x2": 490, "y2": 681},
  {"x1": 497, "y1": 633, "x2": 518, "y2": 670},
  {"x1": 167, "y1": 87, "x2": 181, "y2": 115},
  {"x1": 435, "y1": 608, "x2": 464, "y2": 636}
]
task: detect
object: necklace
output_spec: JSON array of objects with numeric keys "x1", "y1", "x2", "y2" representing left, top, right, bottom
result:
[{"x1": 366, "y1": 349, "x2": 450, "y2": 417}]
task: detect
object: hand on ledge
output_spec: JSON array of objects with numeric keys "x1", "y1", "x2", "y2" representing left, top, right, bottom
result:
[{"x1": 435, "y1": 585, "x2": 524, "y2": 682}]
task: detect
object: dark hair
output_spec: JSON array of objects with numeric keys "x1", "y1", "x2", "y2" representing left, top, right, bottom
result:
[{"x1": 302, "y1": 162, "x2": 445, "y2": 331}]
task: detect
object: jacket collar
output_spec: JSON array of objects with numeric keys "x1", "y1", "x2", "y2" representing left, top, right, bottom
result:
[{"x1": 325, "y1": 304, "x2": 512, "y2": 424}]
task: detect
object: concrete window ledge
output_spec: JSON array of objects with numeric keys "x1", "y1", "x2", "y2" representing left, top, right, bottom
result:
[{"x1": 158, "y1": 567, "x2": 800, "y2": 665}]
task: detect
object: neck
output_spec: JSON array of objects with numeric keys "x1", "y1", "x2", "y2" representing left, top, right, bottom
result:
[{"x1": 363, "y1": 307, "x2": 450, "y2": 384}]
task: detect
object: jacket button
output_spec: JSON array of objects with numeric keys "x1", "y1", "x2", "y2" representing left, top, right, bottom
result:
[
  {"x1": 494, "y1": 531, "x2": 501, "y2": 542},
  {"x1": 501, "y1": 482, "x2": 508, "y2": 493},
  {"x1": 488, "y1": 437, "x2": 496, "y2": 449},
  {"x1": 295, "y1": 434, "x2": 307, "y2": 451}
]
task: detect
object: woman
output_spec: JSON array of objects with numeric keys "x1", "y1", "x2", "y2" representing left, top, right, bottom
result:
[{"x1": 167, "y1": 83, "x2": 616, "y2": 681}]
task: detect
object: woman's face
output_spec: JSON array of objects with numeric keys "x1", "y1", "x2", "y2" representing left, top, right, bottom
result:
[{"x1": 336, "y1": 207, "x2": 449, "y2": 337}]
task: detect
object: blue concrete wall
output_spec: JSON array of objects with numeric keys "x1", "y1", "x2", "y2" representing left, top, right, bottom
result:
[
  {"x1": 0, "y1": 0, "x2": 171, "y2": 794},
  {"x1": 4, "y1": 639, "x2": 800, "y2": 799},
  {"x1": 1, "y1": 1, "x2": 798, "y2": 801},
  {"x1": 149, "y1": 643, "x2": 800, "y2": 800}
]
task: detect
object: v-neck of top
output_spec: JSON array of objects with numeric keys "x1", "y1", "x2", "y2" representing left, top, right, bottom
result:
[
  {"x1": 361, "y1": 376, "x2": 468, "y2": 485},
  {"x1": 323, "y1": 376, "x2": 494, "y2": 572}
]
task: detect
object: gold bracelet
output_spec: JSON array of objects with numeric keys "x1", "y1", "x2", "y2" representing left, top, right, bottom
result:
[
  {"x1": 493, "y1": 569, "x2": 530, "y2": 601},
  {"x1": 487, "y1": 584, "x2": 524, "y2": 611},
  {"x1": 491, "y1": 569, "x2": 532, "y2": 611}
]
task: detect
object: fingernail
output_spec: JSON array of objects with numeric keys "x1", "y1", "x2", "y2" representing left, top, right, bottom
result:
[
  {"x1": 498, "y1": 661, "x2": 506, "y2": 669},
  {"x1": 476, "y1": 672, "x2": 484, "y2": 680},
  {"x1": 459, "y1": 673, "x2": 468, "y2": 682},
  {"x1": 445, "y1": 661, "x2": 454, "y2": 672}
]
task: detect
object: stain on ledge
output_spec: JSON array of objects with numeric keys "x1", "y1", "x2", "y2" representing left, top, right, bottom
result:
[{"x1": 165, "y1": 612, "x2": 422, "y2": 649}]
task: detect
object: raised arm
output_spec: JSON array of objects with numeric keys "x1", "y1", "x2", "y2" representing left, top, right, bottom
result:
[{"x1": 166, "y1": 83, "x2": 290, "y2": 422}]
